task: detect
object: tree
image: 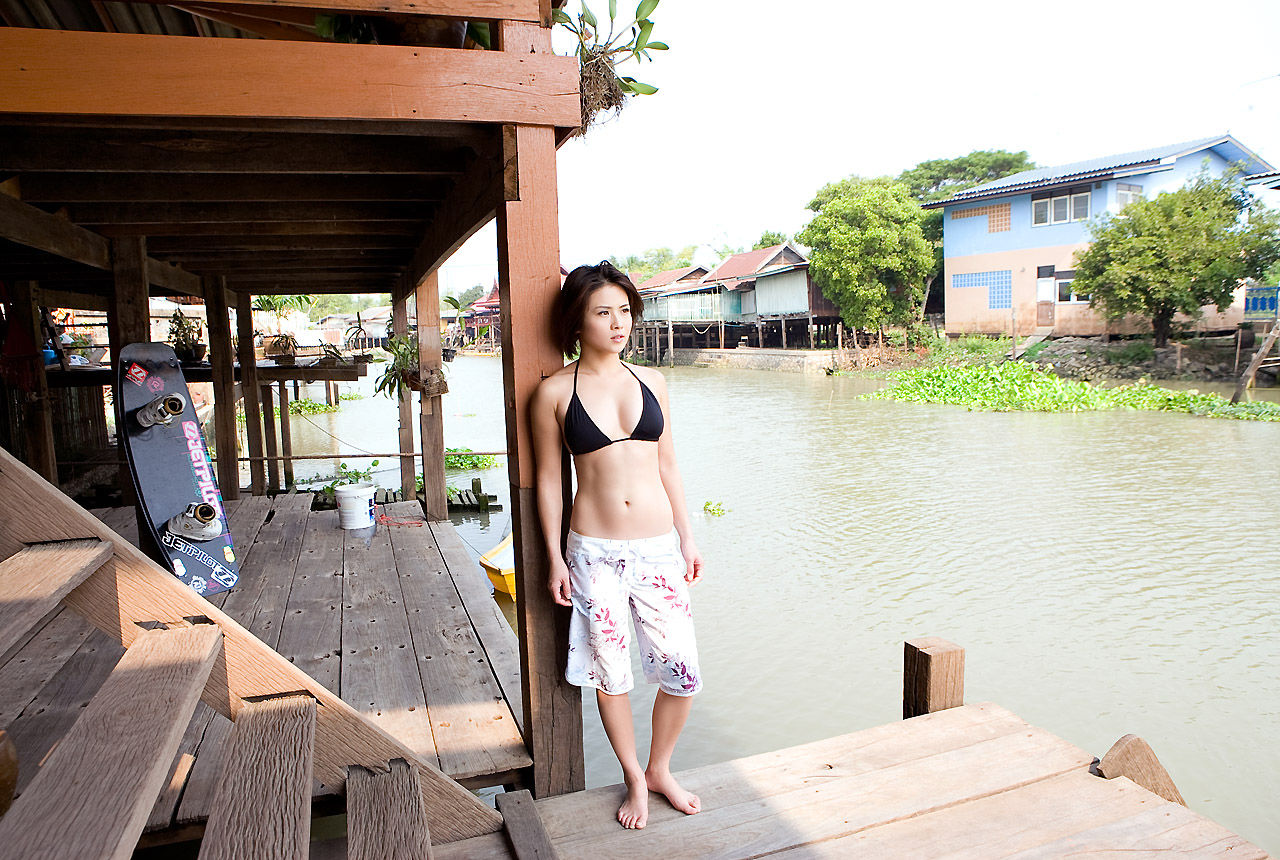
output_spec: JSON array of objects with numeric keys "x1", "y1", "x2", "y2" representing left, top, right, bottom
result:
[
  {"x1": 753, "y1": 230, "x2": 788, "y2": 250},
  {"x1": 796, "y1": 176, "x2": 934, "y2": 331},
  {"x1": 608, "y1": 245, "x2": 698, "y2": 281},
  {"x1": 1073, "y1": 171, "x2": 1280, "y2": 347},
  {"x1": 453, "y1": 285, "x2": 484, "y2": 307},
  {"x1": 251, "y1": 294, "x2": 315, "y2": 333},
  {"x1": 897, "y1": 150, "x2": 1036, "y2": 315}
]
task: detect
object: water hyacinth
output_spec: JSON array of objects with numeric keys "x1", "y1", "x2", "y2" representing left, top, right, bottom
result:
[{"x1": 868, "y1": 362, "x2": 1280, "y2": 421}]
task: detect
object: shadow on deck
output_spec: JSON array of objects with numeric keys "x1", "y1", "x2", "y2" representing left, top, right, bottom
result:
[{"x1": 0, "y1": 493, "x2": 528, "y2": 846}]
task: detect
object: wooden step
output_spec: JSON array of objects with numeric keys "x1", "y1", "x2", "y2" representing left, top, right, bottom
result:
[
  {"x1": 199, "y1": 694, "x2": 317, "y2": 860},
  {"x1": 0, "y1": 538, "x2": 113, "y2": 661},
  {"x1": 0, "y1": 623, "x2": 222, "y2": 860},
  {"x1": 496, "y1": 790, "x2": 557, "y2": 860},
  {"x1": 347, "y1": 759, "x2": 433, "y2": 860}
]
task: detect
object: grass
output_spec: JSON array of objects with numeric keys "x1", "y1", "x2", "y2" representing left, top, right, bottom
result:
[{"x1": 868, "y1": 361, "x2": 1280, "y2": 421}]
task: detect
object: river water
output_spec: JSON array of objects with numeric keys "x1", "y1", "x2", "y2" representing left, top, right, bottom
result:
[{"x1": 274, "y1": 356, "x2": 1280, "y2": 851}]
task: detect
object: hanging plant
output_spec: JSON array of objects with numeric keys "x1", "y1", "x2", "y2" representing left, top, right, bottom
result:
[{"x1": 553, "y1": 0, "x2": 666, "y2": 130}]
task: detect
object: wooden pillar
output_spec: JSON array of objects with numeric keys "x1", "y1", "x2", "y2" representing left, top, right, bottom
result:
[
  {"x1": 757, "y1": 320, "x2": 763, "y2": 347},
  {"x1": 276, "y1": 381, "x2": 293, "y2": 489},
  {"x1": 392, "y1": 296, "x2": 416, "y2": 498},
  {"x1": 204, "y1": 277, "x2": 239, "y2": 500},
  {"x1": 235, "y1": 292, "x2": 266, "y2": 495},
  {"x1": 718, "y1": 318, "x2": 724, "y2": 349},
  {"x1": 325, "y1": 382, "x2": 335, "y2": 407},
  {"x1": 11, "y1": 281, "x2": 57, "y2": 483},
  {"x1": 903, "y1": 637, "x2": 965, "y2": 719},
  {"x1": 260, "y1": 384, "x2": 280, "y2": 493},
  {"x1": 415, "y1": 271, "x2": 447, "y2": 519},
  {"x1": 666, "y1": 319, "x2": 674, "y2": 367},
  {"x1": 780, "y1": 317, "x2": 787, "y2": 349},
  {"x1": 808, "y1": 314, "x2": 815, "y2": 349},
  {"x1": 495, "y1": 55, "x2": 584, "y2": 795},
  {"x1": 110, "y1": 237, "x2": 151, "y2": 507}
]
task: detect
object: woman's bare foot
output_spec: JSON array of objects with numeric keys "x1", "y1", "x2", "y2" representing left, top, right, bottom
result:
[
  {"x1": 617, "y1": 772, "x2": 649, "y2": 829},
  {"x1": 645, "y1": 767, "x2": 701, "y2": 815}
]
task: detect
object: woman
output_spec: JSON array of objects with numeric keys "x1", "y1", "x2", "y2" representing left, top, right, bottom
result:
[{"x1": 530, "y1": 261, "x2": 704, "y2": 830}]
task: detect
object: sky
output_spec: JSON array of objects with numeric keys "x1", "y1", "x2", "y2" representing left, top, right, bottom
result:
[{"x1": 436, "y1": 0, "x2": 1280, "y2": 296}]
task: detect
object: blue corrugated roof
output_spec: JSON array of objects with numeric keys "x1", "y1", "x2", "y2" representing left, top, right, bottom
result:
[{"x1": 925, "y1": 135, "x2": 1274, "y2": 207}]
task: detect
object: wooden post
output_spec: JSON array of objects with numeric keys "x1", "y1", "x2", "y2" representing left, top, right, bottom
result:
[
  {"x1": 416, "y1": 271, "x2": 448, "y2": 519},
  {"x1": 903, "y1": 637, "x2": 965, "y2": 719},
  {"x1": 260, "y1": 384, "x2": 280, "y2": 492},
  {"x1": 11, "y1": 281, "x2": 57, "y2": 483},
  {"x1": 757, "y1": 320, "x2": 763, "y2": 347},
  {"x1": 494, "y1": 59, "x2": 584, "y2": 795},
  {"x1": 276, "y1": 381, "x2": 293, "y2": 489},
  {"x1": 235, "y1": 292, "x2": 266, "y2": 495},
  {"x1": 204, "y1": 277, "x2": 239, "y2": 500},
  {"x1": 780, "y1": 317, "x2": 787, "y2": 350},
  {"x1": 1232, "y1": 321, "x2": 1280, "y2": 404},
  {"x1": 392, "y1": 295, "x2": 416, "y2": 498},
  {"x1": 808, "y1": 314, "x2": 815, "y2": 349},
  {"x1": 110, "y1": 237, "x2": 151, "y2": 511},
  {"x1": 718, "y1": 318, "x2": 724, "y2": 349},
  {"x1": 666, "y1": 319, "x2": 674, "y2": 367}
]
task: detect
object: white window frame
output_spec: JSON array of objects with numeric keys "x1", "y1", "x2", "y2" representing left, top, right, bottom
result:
[
  {"x1": 1056, "y1": 278, "x2": 1091, "y2": 304},
  {"x1": 1032, "y1": 190, "x2": 1092, "y2": 227},
  {"x1": 1116, "y1": 183, "x2": 1143, "y2": 209}
]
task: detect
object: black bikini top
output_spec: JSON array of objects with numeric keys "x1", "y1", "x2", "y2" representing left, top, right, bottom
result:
[{"x1": 563, "y1": 360, "x2": 664, "y2": 455}]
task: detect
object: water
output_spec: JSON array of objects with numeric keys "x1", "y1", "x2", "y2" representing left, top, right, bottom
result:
[{"x1": 274, "y1": 357, "x2": 1280, "y2": 851}]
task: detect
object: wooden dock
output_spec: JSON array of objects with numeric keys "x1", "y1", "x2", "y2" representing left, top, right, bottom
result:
[{"x1": 2, "y1": 493, "x2": 529, "y2": 846}]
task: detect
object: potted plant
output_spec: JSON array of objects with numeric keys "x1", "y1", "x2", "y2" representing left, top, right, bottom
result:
[
  {"x1": 554, "y1": 0, "x2": 666, "y2": 130},
  {"x1": 345, "y1": 312, "x2": 374, "y2": 362},
  {"x1": 316, "y1": 343, "x2": 348, "y2": 367},
  {"x1": 264, "y1": 333, "x2": 298, "y2": 365},
  {"x1": 168, "y1": 310, "x2": 207, "y2": 363},
  {"x1": 374, "y1": 333, "x2": 449, "y2": 400}
]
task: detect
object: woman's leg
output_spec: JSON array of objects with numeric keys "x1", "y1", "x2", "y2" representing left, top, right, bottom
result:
[
  {"x1": 645, "y1": 691, "x2": 701, "y2": 814},
  {"x1": 596, "y1": 689, "x2": 649, "y2": 829}
]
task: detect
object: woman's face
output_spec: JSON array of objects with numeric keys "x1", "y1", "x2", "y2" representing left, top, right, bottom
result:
[{"x1": 578, "y1": 283, "x2": 633, "y2": 355}]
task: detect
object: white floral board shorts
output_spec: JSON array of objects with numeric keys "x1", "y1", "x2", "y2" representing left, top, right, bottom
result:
[{"x1": 564, "y1": 528, "x2": 702, "y2": 697}]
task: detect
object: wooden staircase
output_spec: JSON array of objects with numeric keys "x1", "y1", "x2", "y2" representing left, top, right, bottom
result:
[{"x1": 0, "y1": 444, "x2": 512, "y2": 858}]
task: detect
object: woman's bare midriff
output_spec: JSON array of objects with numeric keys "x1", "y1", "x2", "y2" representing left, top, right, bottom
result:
[{"x1": 568, "y1": 441, "x2": 672, "y2": 540}]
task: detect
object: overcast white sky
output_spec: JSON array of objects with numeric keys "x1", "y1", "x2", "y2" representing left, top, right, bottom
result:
[{"x1": 436, "y1": 0, "x2": 1280, "y2": 295}]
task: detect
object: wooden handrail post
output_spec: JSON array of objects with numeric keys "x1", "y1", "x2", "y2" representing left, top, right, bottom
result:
[{"x1": 903, "y1": 637, "x2": 964, "y2": 719}]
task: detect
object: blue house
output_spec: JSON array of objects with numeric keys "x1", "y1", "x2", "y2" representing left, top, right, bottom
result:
[{"x1": 923, "y1": 135, "x2": 1276, "y2": 336}]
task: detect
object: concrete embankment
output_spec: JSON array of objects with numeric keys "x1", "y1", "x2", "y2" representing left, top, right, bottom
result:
[{"x1": 667, "y1": 347, "x2": 838, "y2": 374}]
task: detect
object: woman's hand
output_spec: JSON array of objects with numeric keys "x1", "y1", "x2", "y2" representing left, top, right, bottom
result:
[
  {"x1": 548, "y1": 558, "x2": 573, "y2": 607},
  {"x1": 682, "y1": 543, "x2": 704, "y2": 586}
]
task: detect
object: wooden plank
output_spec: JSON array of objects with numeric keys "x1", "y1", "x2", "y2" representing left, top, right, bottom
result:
[
  {"x1": 1098, "y1": 733, "x2": 1186, "y2": 805},
  {"x1": 496, "y1": 790, "x2": 556, "y2": 860},
  {"x1": 341, "y1": 522, "x2": 438, "y2": 762},
  {"x1": 129, "y1": 0, "x2": 540, "y2": 20},
  {"x1": 278, "y1": 381, "x2": 295, "y2": 488},
  {"x1": 0, "y1": 30, "x2": 579, "y2": 126},
  {"x1": 0, "y1": 624, "x2": 222, "y2": 860},
  {"x1": 347, "y1": 759, "x2": 433, "y2": 860},
  {"x1": 904, "y1": 636, "x2": 965, "y2": 718},
  {"x1": 274, "y1": 508, "x2": 344, "y2": 695},
  {"x1": 262, "y1": 385, "x2": 281, "y2": 493},
  {"x1": 0, "y1": 539, "x2": 112, "y2": 659},
  {"x1": 199, "y1": 695, "x2": 317, "y2": 860},
  {"x1": 235, "y1": 292, "x2": 267, "y2": 495},
  {"x1": 384, "y1": 506, "x2": 529, "y2": 780},
  {"x1": 424, "y1": 517, "x2": 523, "y2": 734},
  {"x1": 0, "y1": 190, "x2": 110, "y2": 268},
  {"x1": 0, "y1": 729, "x2": 15, "y2": 816},
  {"x1": 145, "y1": 257, "x2": 201, "y2": 296},
  {"x1": 416, "y1": 271, "x2": 448, "y2": 519},
  {"x1": 536, "y1": 703, "x2": 1033, "y2": 844},
  {"x1": 496, "y1": 119, "x2": 581, "y2": 797},
  {"x1": 206, "y1": 277, "x2": 240, "y2": 501},
  {"x1": 21, "y1": 173, "x2": 452, "y2": 203},
  {"x1": 543, "y1": 725, "x2": 1094, "y2": 859},
  {"x1": 74, "y1": 201, "x2": 433, "y2": 225},
  {"x1": 0, "y1": 448, "x2": 502, "y2": 841},
  {"x1": 0, "y1": 607, "x2": 95, "y2": 730}
]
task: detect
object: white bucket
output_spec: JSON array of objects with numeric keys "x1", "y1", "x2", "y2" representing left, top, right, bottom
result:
[{"x1": 335, "y1": 482, "x2": 376, "y2": 529}]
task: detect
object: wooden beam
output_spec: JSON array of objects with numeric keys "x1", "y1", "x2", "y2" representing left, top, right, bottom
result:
[
  {"x1": 1098, "y1": 734, "x2": 1187, "y2": 806},
  {"x1": 347, "y1": 760, "x2": 433, "y2": 860},
  {"x1": 903, "y1": 637, "x2": 965, "y2": 719},
  {"x1": 71, "y1": 201, "x2": 434, "y2": 225},
  {"x1": 0, "y1": 730, "x2": 15, "y2": 818},
  {"x1": 0, "y1": 539, "x2": 113, "y2": 661},
  {"x1": 0, "y1": 624, "x2": 223, "y2": 860},
  {"x1": 129, "y1": 0, "x2": 540, "y2": 20},
  {"x1": 100, "y1": 222, "x2": 421, "y2": 237},
  {"x1": 175, "y1": 3, "x2": 327, "y2": 41},
  {"x1": 416, "y1": 271, "x2": 447, "y2": 519},
  {"x1": 205, "y1": 276, "x2": 240, "y2": 501},
  {"x1": 21, "y1": 173, "x2": 453, "y2": 203},
  {"x1": 495, "y1": 790, "x2": 557, "y2": 860},
  {"x1": 198, "y1": 695, "x2": 317, "y2": 860},
  {"x1": 392, "y1": 296, "x2": 416, "y2": 498},
  {"x1": 276, "y1": 381, "x2": 294, "y2": 488},
  {"x1": 0, "y1": 187, "x2": 111, "y2": 269},
  {"x1": 149, "y1": 236, "x2": 414, "y2": 252},
  {"x1": 0, "y1": 445, "x2": 504, "y2": 842},
  {"x1": 9, "y1": 280, "x2": 58, "y2": 484},
  {"x1": 33, "y1": 286, "x2": 111, "y2": 312},
  {"x1": 260, "y1": 384, "x2": 281, "y2": 493},
  {"x1": 497, "y1": 123, "x2": 583, "y2": 798},
  {"x1": 234, "y1": 292, "x2": 267, "y2": 495},
  {"x1": 1, "y1": 128, "x2": 471, "y2": 175},
  {"x1": 146, "y1": 257, "x2": 201, "y2": 296},
  {"x1": 0, "y1": 114, "x2": 496, "y2": 143},
  {"x1": 0, "y1": 30, "x2": 579, "y2": 126}
]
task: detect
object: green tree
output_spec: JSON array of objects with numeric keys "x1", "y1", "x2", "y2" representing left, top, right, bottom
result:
[
  {"x1": 608, "y1": 245, "x2": 698, "y2": 281},
  {"x1": 308, "y1": 293, "x2": 389, "y2": 320},
  {"x1": 797, "y1": 176, "x2": 934, "y2": 330},
  {"x1": 452, "y1": 285, "x2": 485, "y2": 307},
  {"x1": 252, "y1": 294, "x2": 315, "y2": 333},
  {"x1": 1073, "y1": 171, "x2": 1280, "y2": 347},
  {"x1": 753, "y1": 230, "x2": 788, "y2": 250},
  {"x1": 896, "y1": 150, "x2": 1035, "y2": 314}
]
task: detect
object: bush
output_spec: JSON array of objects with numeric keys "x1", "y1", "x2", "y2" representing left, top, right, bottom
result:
[
  {"x1": 444, "y1": 447, "x2": 499, "y2": 470},
  {"x1": 1110, "y1": 339, "x2": 1155, "y2": 366}
]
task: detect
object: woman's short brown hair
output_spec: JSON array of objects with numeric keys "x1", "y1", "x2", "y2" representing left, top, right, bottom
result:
[{"x1": 551, "y1": 261, "x2": 644, "y2": 358}]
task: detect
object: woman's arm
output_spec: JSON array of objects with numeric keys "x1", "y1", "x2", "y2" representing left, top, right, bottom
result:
[
  {"x1": 530, "y1": 378, "x2": 573, "y2": 606},
  {"x1": 653, "y1": 371, "x2": 703, "y2": 585}
]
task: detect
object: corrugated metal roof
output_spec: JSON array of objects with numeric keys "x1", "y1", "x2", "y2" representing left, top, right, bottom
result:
[{"x1": 925, "y1": 135, "x2": 1275, "y2": 208}]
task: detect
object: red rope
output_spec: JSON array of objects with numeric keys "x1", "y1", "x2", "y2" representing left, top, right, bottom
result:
[{"x1": 376, "y1": 504, "x2": 423, "y2": 527}]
